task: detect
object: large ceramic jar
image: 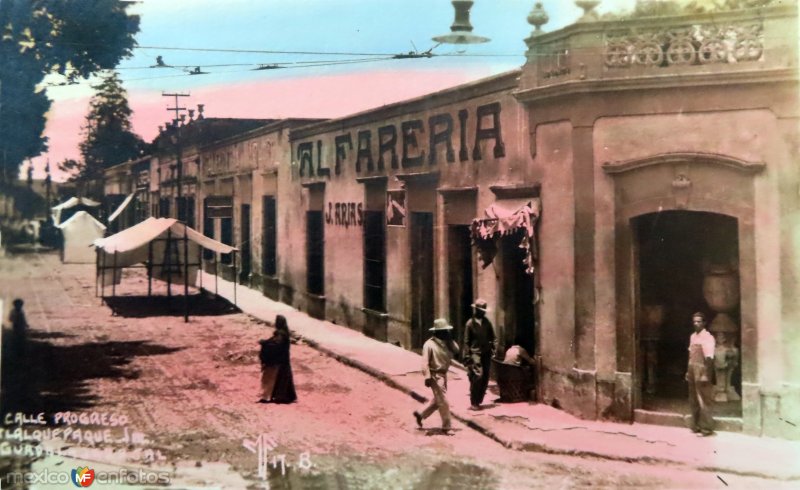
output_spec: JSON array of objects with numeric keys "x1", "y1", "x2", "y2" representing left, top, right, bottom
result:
[
  {"x1": 703, "y1": 268, "x2": 740, "y2": 315},
  {"x1": 641, "y1": 304, "x2": 665, "y2": 341}
]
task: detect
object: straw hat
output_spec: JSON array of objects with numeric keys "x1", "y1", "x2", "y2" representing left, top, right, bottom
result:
[{"x1": 429, "y1": 318, "x2": 454, "y2": 331}]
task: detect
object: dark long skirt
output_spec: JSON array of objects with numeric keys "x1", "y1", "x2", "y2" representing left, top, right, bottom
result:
[{"x1": 261, "y1": 363, "x2": 297, "y2": 404}]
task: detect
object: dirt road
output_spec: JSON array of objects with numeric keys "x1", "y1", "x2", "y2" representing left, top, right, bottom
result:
[{"x1": 1, "y1": 251, "x2": 789, "y2": 489}]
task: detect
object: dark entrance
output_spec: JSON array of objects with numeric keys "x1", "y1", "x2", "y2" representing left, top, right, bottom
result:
[
  {"x1": 410, "y1": 212, "x2": 434, "y2": 350},
  {"x1": 240, "y1": 204, "x2": 251, "y2": 282},
  {"x1": 220, "y1": 217, "x2": 233, "y2": 265},
  {"x1": 448, "y1": 225, "x2": 473, "y2": 347},
  {"x1": 202, "y1": 199, "x2": 214, "y2": 261},
  {"x1": 306, "y1": 210, "x2": 325, "y2": 296},
  {"x1": 635, "y1": 211, "x2": 741, "y2": 417},
  {"x1": 500, "y1": 230, "x2": 535, "y2": 354},
  {"x1": 262, "y1": 196, "x2": 277, "y2": 277}
]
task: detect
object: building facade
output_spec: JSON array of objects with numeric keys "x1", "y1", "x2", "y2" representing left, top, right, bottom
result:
[
  {"x1": 516, "y1": 2, "x2": 798, "y2": 437},
  {"x1": 152, "y1": 116, "x2": 273, "y2": 231},
  {"x1": 196, "y1": 119, "x2": 322, "y2": 287},
  {"x1": 102, "y1": 2, "x2": 799, "y2": 439},
  {"x1": 284, "y1": 71, "x2": 537, "y2": 352}
]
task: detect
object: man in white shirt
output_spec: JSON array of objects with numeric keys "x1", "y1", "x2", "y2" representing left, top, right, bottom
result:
[
  {"x1": 685, "y1": 312, "x2": 716, "y2": 436},
  {"x1": 414, "y1": 318, "x2": 459, "y2": 431}
]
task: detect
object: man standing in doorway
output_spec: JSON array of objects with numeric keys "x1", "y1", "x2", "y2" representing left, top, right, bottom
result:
[
  {"x1": 414, "y1": 318, "x2": 460, "y2": 431},
  {"x1": 686, "y1": 311, "x2": 716, "y2": 436},
  {"x1": 463, "y1": 299, "x2": 496, "y2": 410}
]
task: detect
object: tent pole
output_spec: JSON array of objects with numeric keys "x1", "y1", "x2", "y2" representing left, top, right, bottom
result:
[
  {"x1": 183, "y1": 224, "x2": 189, "y2": 323},
  {"x1": 100, "y1": 249, "x2": 106, "y2": 305},
  {"x1": 233, "y1": 251, "x2": 238, "y2": 307},
  {"x1": 214, "y1": 252, "x2": 219, "y2": 297},
  {"x1": 95, "y1": 248, "x2": 99, "y2": 297},
  {"x1": 198, "y1": 244, "x2": 203, "y2": 290},
  {"x1": 112, "y1": 251, "x2": 118, "y2": 298},
  {"x1": 147, "y1": 239, "x2": 153, "y2": 297}
]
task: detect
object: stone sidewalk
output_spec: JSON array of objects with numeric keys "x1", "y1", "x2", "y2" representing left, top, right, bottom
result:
[{"x1": 201, "y1": 272, "x2": 800, "y2": 482}]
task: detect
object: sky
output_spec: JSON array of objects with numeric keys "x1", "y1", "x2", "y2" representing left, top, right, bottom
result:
[{"x1": 30, "y1": 0, "x2": 637, "y2": 181}]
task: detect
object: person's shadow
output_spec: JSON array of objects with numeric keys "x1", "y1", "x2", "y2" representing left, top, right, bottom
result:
[{"x1": 1, "y1": 329, "x2": 182, "y2": 415}]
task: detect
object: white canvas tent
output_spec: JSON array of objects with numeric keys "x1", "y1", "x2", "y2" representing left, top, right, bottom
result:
[
  {"x1": 93, "y1": 217, "x2": 238, "y2": 321},
  {"x1": 57, "y1": 211, "x2": 106, "y2": 264},
  {"x1": 51, "y1": 197, "x2": 101, "y2": 226}
]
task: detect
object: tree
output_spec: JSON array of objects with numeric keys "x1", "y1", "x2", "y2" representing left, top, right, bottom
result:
[
  {"x1": 56, "y1": 158, "x2": 81, "y2": 177},
  {"x1": 0, "y1": 0, "x2": 140, "y2": 181},
  {"x1": 75, "y1": 72, "x2": 145, "y2": 183}
]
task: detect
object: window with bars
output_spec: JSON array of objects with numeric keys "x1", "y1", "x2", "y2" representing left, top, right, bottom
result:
[
  {"x1": 177, "y1": 197, "x2": 195, "y2": 228},
  {"x1": 363, "y1": 210, "x2": 386, "y2": 311},
  {"x1": 159, "y1": 198, "x2": 171, "y2": 218},
  {"x1": 263, "y1": 196, "x2": 277, "y2": 276},
  {"x1": 135, "y1": 195, "x2": 149, "y2": 223},
  {"x1": 306, "y1": 210, "x2": 324, "y2": 295}
]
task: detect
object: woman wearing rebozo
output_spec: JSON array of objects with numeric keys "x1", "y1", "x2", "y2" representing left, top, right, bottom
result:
[{"x1": 258, "y1": 315, "x2": 297, "y2": 404}]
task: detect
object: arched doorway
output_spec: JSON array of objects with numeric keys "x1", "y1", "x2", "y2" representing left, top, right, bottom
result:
[{"x1": 634, "y1": 210, "x2": 742, "y2": 419}]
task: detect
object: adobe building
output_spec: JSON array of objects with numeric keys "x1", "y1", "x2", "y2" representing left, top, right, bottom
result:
[
  {"x1": 100, "y1": 1, "x2": 798, "y2": 440},
  {"x1": 197, "y1": 119, "x2": 323, "y2": 287},
  {"x1": 279, "y1": 1, "x2": 799, "y2": 439},
  {"x1": 284, "y1": 70, "x2": 539, "y2": 355},
  {"x1": 153, "y1": 114, "x2": 272, "y2": 230},
  {"x1": 516, "y1": 2, "x2": 798, "y2": 437}
]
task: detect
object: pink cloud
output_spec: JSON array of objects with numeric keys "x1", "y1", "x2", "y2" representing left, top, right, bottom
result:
[{"x1": 42, "y1": 68, "x2": 490, "y2": 182}]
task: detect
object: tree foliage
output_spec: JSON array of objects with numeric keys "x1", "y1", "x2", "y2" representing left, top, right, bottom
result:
[
  {"x1": 74, "y1": 72, "x2": 145, "y2": 183},
  {"x1": 0, "y1": 0, "x2": 140, "y2": 180}
]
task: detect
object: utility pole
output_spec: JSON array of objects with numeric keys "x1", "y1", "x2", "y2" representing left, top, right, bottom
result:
[{"x1": 162, "y1": 92, "x2": 189, "y2": 220}]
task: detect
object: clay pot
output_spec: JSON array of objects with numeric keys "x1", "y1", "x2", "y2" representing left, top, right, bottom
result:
[
  {"x1": 641, "y1": 304, "x2": 665, "y2": 340},
  {"x1": 703, "y1": 269, "x2": 740, "y2": 313}
]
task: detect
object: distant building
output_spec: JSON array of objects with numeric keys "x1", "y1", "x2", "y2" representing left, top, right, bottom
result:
[
  {"x1": 152, "y1": 116, "x2": 275, "y2": 229},
  {"x1": 195, "y1": 118, "x2": 324, "y2": 287}
]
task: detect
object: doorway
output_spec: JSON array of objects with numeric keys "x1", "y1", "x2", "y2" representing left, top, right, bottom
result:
[
  {"x1": 262, "y1": 196, "x2": 276, "y2": 277},
  {"x1": 240, "y1": 204, "x2": 251, "y2": 282},
  {"x1": 635, "y1": 211, "x2": 741, "y2": 417},
  {"x1": 500, "y1": 230, "x2": 536, "y2": 355},
  {"x1": 410, "y1": 212, "x2": 434, "y2": 350},
  {"x1": 448, "y1": 225, "x2": 473, "y2": 347}
]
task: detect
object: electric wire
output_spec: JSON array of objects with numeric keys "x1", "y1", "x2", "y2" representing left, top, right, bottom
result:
[{"x1": 43, "y1": 55, "x2": 405, "y2": 86}]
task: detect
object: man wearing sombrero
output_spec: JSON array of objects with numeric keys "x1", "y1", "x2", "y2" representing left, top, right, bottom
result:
[
  {"x1": 414, "y1": 318, "x2": 460, "y2": 431},
  {"x1": 462, "y1": 298, "x2": 496, "y2": 410}
]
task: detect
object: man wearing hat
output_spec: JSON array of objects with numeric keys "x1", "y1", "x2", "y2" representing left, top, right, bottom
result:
[
  {"x1": 414, "y1": 318, "x2": 460, "y2": 431},
  {"x1": 463, "y1": 298, "x2": 496, "y2": 410}
]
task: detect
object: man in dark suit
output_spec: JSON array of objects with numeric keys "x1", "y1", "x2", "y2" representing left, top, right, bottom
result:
[{"x1": 462, "y1": 299, "x2": 496, "y2": 410}]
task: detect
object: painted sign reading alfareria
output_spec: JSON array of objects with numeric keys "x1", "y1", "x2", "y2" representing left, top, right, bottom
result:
[{"x1": 297, "y1": 102, "x2": 505, "y2": 178}]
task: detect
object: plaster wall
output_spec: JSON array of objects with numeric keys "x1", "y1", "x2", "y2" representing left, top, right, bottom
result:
[
  {"x1": 594, "y1": 109, "x2": 799, "y2": 437},
  {"x1": 530, "y1": 121, "x2": 579, "y2": 412},
  {"x1": 287, "y1": 75, "x2": 531, "y2": 346}
]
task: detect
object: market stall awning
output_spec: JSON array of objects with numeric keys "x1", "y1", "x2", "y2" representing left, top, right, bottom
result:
[
  {"x1": 107, "y1": 192, "x2": 136, "y2": 223},
  {"x1": 51, "y1": 197, "x2": 101, "y2": 226},
  {"x1": 471, "y1": 198, "x2": 541, "y2": 274},
  {"x1": 94, "y1": 217, "x2": 236, "y2": 255},
  {"x1": 94, "y1": 217, "x2": 239, "y2": 322},
  {"x1": 57, "y1": 211, "x2": 106, "y2": 264}
]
